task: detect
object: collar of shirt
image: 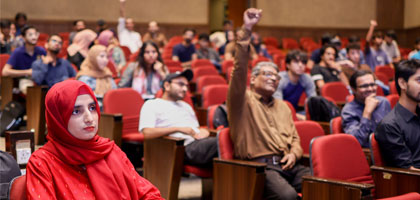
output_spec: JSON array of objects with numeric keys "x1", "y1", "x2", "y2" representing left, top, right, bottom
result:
[
  {"x1": 395, "y1": 103, "x2": 420, "y2": 122},
  {"x1": 251, "y1": 90, "x2": 275, "y2": 107}
]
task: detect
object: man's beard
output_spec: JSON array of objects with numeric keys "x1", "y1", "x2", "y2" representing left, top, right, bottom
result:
[
  {"x1": 406, "y1": 85, "x2": 420, "y2": 103},
  {"x1": 49, "y1": 49, "x2": 60, "y2": 55}
]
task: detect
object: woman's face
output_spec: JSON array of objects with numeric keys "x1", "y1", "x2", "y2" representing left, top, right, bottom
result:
[
  {"x1": 67, "y1": 94, "x2": 98, "y2": 140},
  {"x1": 143, "y1": 44, "x2": 158, "y2": 65},
  {"x1": 96, "y1": 51, "x2": 108, "y2": 69}
]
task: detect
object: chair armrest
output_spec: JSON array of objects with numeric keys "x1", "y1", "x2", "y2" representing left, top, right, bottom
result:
[
  {"x1": 98, "y1": 113, "x2": 123, "y2": 147},
  {"x1": 213, "y1": 158, "x2": 266, "y2": 200},
  {"x1": 195, "y1": 106, "x2": 208, "y2": 126},
  {"x1": 1, "y1": 76, "x2": 14, "y2": 109},
  {"x1": 301, "y1": 153, "x2": 310, "y2": 167},
  {"x1": 371, "y1": 165, "x2": 420, "y2": 198},
  {"x1": 315, "y1": 121, "x2": 330, "y2": 134},
  {"x1": 302, "y1": 175, "x2": 374, "y2": 200},
  {"x1": 26, "y1": 85, "x2": 48, "y2": 145}
]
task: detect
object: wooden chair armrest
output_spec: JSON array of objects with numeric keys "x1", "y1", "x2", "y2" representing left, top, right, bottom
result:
[
  {"x1": 26, "y1": 85, "x2": 48, "y2": 145},
  {"x1": 1, "y1": 76, "x2": 15, "y2": 109},
  {"x1": 195, "y1": 106, "x2": 208, "y2": 126},
  {"x1": 370, "y1": 165, "x2": 420, "y2": 198},
  {"x1": 213, "y1": 158, "x2": 266, "y2": 200},
  {"x1": 98, "y1": 113, "x2": 123, "y2": 147},
  {"x1": 302, "y1": 175, "x2": 374, "y2": 200}
]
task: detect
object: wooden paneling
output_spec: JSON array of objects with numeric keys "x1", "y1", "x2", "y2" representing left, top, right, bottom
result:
[
  {"x1": 227, "y1": 0, "x2": 247, "y2": 29},
  {"x1": 376, "y1": 0, "x2": 404, "y2": 29}
]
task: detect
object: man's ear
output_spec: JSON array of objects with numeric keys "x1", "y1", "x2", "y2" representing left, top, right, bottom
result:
[
  {"x1": 398, "y1": 77, "x2": 407, "y2": 92},
  {"x1": 163, "y1": 81, "x2": 170, "y2": 92},
  {"x1": 250, "y1": 75, "x2": 256, "y2": 86}
]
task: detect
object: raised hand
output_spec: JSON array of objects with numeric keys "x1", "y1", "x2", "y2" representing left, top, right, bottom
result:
[
  {"x1": 370, "y1": 20, "x2": 377, "y2": 27},
  {"x1": 243, "y1": 8, "x2": 262, "y2": 30}
]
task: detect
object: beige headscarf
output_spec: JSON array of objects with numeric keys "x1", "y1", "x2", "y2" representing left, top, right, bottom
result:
[
  {"x1": 76, "y1": 45, "x2": 113, "y2": 96},
  {"x1": 67, "y1": 29, "x2": 97, "y2": 57}
]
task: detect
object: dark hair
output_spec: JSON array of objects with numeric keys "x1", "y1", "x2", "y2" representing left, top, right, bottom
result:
[
  {"x1": 21, "y1": 25, "x2": 37, "y2": 37},
  {"x1": 198, "y1": 33, "x2": 209, "y2": 41},
  {"x1": 183, "y1": 28, "x2": 196, "y2": 35},
  {"x1": 415, "y1": 37, "x2": 420, "y2": 45},
  {"x1": 14, "y1": 12, "x2": 27, "y2": 22},
  {"x1": 0, "y1": 20, "x2": 11, "y2": 29},
  {"x1": 47, "y1": 34, "x2": 62, "y2": 42},
  {"x1": 348, "y1": 35, "x2": 360, "y2": 43},
  {"x1": 321, "y1": 33, "x2": 332, "y2": 45},
  {"x1": 223, "y1": 20, "x2": 233, "y2": 26},
  {"x1": 346, "y1": 42, "x2": 361, "y2": 52},
  {"x1": 320, "y1": 44, "x2": 337, "y2": 58},
  {"x1": 137, "y1": 41, "x2": 163, "y2": 74},
  {"x1": 395, "y1": 59, "x2": 420, "y2": 95},
  {"x1": 349, "y1": 70, "x2": 374, "y2": 89},
  {"x1": 372, "y1": 31, "x2": 384, "y2": 40},
  {"x1": 73, "y1": 20, "x2": 85, "y2": 26},
  {"x1": 385, "y1": 30, "x2": 397, "y2": 40},
  {"x1": 285, "y1": 50, "x2": 308, "y2": 64}
]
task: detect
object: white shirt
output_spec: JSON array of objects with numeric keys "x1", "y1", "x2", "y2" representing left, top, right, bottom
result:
[
  {"x1": 139, "y1": 98, "x2": 199, "y2": 146},
  {"x1": 118, "y1": 17, "x2": 142, "y2": 53}
]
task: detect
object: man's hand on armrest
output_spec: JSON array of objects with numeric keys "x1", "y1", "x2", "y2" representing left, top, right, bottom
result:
[
  {"x1": 410, "y1": 166, "x2": 420, "y2": 171},
  {"x1": 142, "y1": 127, "x2": 197, "y2": 139},
  {"x1": 194, "y1": 128, "x2": 210, "y2": 139}
]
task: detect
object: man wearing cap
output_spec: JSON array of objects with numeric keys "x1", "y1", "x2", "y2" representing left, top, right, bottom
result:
[{"x1": 139, "y1": 69, "x2": 218, "y2": 167}]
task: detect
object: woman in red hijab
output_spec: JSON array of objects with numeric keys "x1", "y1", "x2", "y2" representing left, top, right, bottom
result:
[{"x1": 26, "y1": 80, "x2": 162, "y2": 200}]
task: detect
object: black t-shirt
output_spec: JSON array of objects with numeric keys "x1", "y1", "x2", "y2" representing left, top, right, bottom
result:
[{"x1": 310, "y1": 64, "x2": 340, "y2": 83}]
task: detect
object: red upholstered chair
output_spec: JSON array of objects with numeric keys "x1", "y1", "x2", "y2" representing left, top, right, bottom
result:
[
  {"x1": 192, "y1": 66, "x2": 219, "y2": 82},
  {"x1": 282, "y1": 38, "x2": 299, "y2": 50},
  {"x1": 386, "y1": 94, "x2": 399, "y2": 109},
  {"x1": 389, "y1": 80, "x2": 398, "y2": 95},
  {"x1": 107, "y1": 61, "x2": 118, "y2": 78},
  {"x1": 369, "y1": 134, "x2": 385, "y2": 167},
  {"x1": 284, "y1": 100, "x2": 298, "y2": 121},
  {"x1": 375, "y1": 71, "x2": 389, "y2": 86},
  {"x1": 196, "y1": 75, "x2": 227, "y2": 93},
  {"x1": 0, "y1": 54, "x2": 10, "y2": 74},
  {"x1": 168, "y1": 35, "x2": 183, "y2": 46},
  {"x1": 330, "y1": 116, "x2": 344, "y2": 134},
  {"x1": 58, "y1": 32, "x2": 70, "y2": 41},
  {"x1": 303, "y1": 134, "x2": 420, "y2": 200},
  {"x1": 206, "y1": 104, "x2": 219, "y2": 129},
  {"x1": 164, "y1": 59, "x2": 182, "y2": 68},
  {"x1": 119, "y1": 45, "x2": 131, "y2": 60},
  {"x1": 375, "y1": 65, "x2": 395, "y2": 82},
  {"x1": 251, "y1": 56, "x2": 270, "y2": 67},
  {"x1": 321, "y1": 81, "x2": 350, "y2": 103},
  {"x1": 9, "y1": 175, "x2": 26, "y2": 200},
  {"x1": 202, "y1": 84, "x2": 228, "y2": 108},
  {"x1": 213, "y1": 128, "x2": 266, "y2": 199},
  {"x1": 221, "y1": 60, "x2": 234, "y2": 74},
  {"x1": 263, "y1": 36, "x2": 279, "y2": 48},
  {"x1": 191, "y1": 59, "x2": 214, "y2": 69},
  {"x1": 294, "y1": 120, "x2": 325, "y2": 166},
  {"x1": 167, "y1": 65, "x2": 183, "y2": 73},
  {"x1": 38, "y1": 33, "x2": 49, "y2": 42}
]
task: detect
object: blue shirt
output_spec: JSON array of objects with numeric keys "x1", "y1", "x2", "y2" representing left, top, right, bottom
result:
[
  {"x1": 341, "y1": 96, "x2": 391, "y2": 148},
  {"x1": 364, "y1": 47, "x2": 390, "y2": 71},
  {"x1": 6, "y1": 45, "x2": 46, "y2": 70},
  {"x1": 172, "y1": 44, "x2": 196, "y2": 62},
  {"x1": 273, "y1": 72, "x2": 316, "y2": 109},
  {"x1": 411, "y1": 51, "x2": 420, "y2": 60},
  {"x1": 31, "y1": 58, "x2": 76, "y2": 88}
]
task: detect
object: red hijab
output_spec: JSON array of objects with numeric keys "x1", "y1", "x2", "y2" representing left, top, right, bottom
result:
[{"x1": 41, "y1": 80, "x2": 149, "y2": 199}]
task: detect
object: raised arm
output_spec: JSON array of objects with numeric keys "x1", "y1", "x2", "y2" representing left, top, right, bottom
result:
[
  {"x1": 366, "y1": 20, "x2": 377, "y2": 42},
  {"x1": 119, "y1": 0, "x2": 126, "y2": 18}
]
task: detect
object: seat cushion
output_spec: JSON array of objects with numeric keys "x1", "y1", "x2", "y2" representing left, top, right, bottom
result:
[{"x1": 184, "y1": 165, "x2": 212, "y2": 178}]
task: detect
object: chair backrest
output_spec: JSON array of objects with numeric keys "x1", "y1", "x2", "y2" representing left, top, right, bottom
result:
[
  {"x1": 9, "y1": 175, "x2": 26, "y2": 200},
  {"x1": 217, "y1": 128, "x2": 234, "y2": 159},
  {"x1": 251, "y1": 57, "x2": 270, "y2": 67},
  {"x1": 386, "y1": 94, "x2": 399, "y2": 109},
  {"x1": 202, "y1": 84, "x2": 229, "y2": 108},
  {"x1": 103, "y1": 88, "x2": 144, "y2": 116},
  {"x1": 263, "y1": 36, "x2": 279, "y2": 48},
  {"x1": 207, "y1": 104, "x2": 220, "y2": 129},
  {"x1": 375, "y1": 71, "x2": 389, "y2": 86},
  {"x1": 107, "y1": 61, "x2": 118, "y2": 78},
  {"x1": 196, "y1": 75, "x2": 227, "y2": 93},
  {"x1": 369, "y1": 134, "x2": 385, "y2": 167},
  {"x1": 284, "y1": 101, "x2": 298, "y2": 121},
  {"x1": 310, "y1": 134, "x2": 372, "y2": 183},
  {"x1": 0, "y1": 54, "x2": 10, "y2": 75},
  {"x1": 282, "y1": 38, "x2": 299, "y2": 50},
  {"x1": 192, "y1": 66, "x2": 219, "y2": 82},
  {"x1": 154, "y1": 89, "x2": 194, "y2": 108},
  {"x1": 119, "y1": 45, "x2": 131, "y2": 60},
  {"x1": 321, "y1": 81, "x2": 350, "y2": 103},
  {"x1": 330, "y1": 116, "x2": 344, "y2": 134},
  {"x1": 294, "y1": 120, "x2": 325, "y2": 155},
  {"x1": 191, "y1": 59, "x2": 214, "y2": 68},
  {"x1": 389, "y1": 80, "x2": 398, "y2": 95},
  {"x1": 164, "y1": 59, "x2": 182, "y2": 68},
  {"x1": 375, "y1": 65, "x2": 395, "y2": 81},
  {"x1": 221, "y1": 60, "x2": 234, "y2": 74}
]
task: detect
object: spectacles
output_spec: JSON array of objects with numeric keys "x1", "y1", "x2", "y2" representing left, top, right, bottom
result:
[
  {"x1": 259, "y1": 70, "x2": 281, "y2": 80},
  {"x1": 50, "y1": 39, "x2": 63, "y2": 45},
  {"x1": 358, "y1": 83, "x2": 377, "y2": 89},
  {"x1": 171, "y1": 81, "x2": 189, "y2": 88}
]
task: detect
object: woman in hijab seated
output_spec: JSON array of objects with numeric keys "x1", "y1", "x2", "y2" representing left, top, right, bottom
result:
[
  {"x1": 76, "y1": 45, "x2": 117, "y2": 108},
  {"x1": 26, "y1": 80, "x2": 163, "y2": 199},
  {"x1": 67, "y1": 29, "x2": 97, "y2": 70},
  {"x1": 118, "y1": 41, "x2": 168, "y2": 99},
  {"x1": 97, "y1": 30, "x2": 126, "y2": 75}
]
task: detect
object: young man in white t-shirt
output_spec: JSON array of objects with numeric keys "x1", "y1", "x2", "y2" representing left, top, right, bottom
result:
[{"x1": 139, "y1": 69, "x2": 218, "y2": 166}]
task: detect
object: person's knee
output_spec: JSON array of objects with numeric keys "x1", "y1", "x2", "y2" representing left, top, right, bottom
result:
[{"x1": 270, "y1": 188, "x2": 297, "y2": 200}]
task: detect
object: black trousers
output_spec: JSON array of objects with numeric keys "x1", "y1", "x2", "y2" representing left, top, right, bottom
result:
[
  {"x1": 184, "y1": 137, "x2": 218, "y2": 167},
  {"x1": 264, "y1": 163, "x2": 310, "y2": 200}
]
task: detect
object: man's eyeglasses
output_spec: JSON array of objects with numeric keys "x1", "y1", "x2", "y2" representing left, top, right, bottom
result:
[
  {"x1": 50, "y1": 39, "x2": 63, "y2": 45},
  {"x1": 171, "y1": 81, "x2": 189, "y2": 88},
  {"x1": 358, "y1": 83, "x2": 377, "y2": 89},
  {"x1": 259, "y1": 70, "x2": 281, "y2": 80}
]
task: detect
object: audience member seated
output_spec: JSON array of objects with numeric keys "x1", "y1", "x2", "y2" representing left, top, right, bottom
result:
[
  {"x1": 97, "y1": 30, "x2": 126, "y2": 74},
  {"x1": 365, "y1": 20, "x2": 392, "y2": 71},
  {"x1": 118, "y1": 41, "x2": 168, "y2": 99},
  {"x1": 139, "y1": 70, "x2": 218, "y2": 167},
  {"x1": 340, "y1": 43, "x2": 372, "y2": 80},
  {"x1": 32, "y1": 34, "x2": 76, "y2": 88},
  {"x1": 26, "y1": 80, "x2": 163, "y2": 199},
  {"x1": 95, "y1": 19, "x2": 107, "y2": 35},
  {"x1": 196, "y1": 33, "x2": 221, "y2": 71},
  {"x1": 2, "y1": 25, "x2": 46, "y2": 94},
  {"x1": 310, "y1": 44, "x2": 349, "y2": 91},
  {"x1": 342, "y1": 70, "x2": 391, "y2": 147},
  {"x1": 69, "y1": 20, "x2": 85, "y2": 44},
  {"x1": 408, "y1": 37, "x2": 420, "y2": 59},
  {"x1": 142, "y1": 21, "x2": 167, "y2": 51},
  {"x1": 67, "y1": 29, "x2": 97, "y2": 70},
  {"x1": 337, "y1": 35, "x2": 366, "y2": 64},
  {"x1": 172, "y1": 28, "x2": 197, "y2": 68},
  {"x1": 0, "y1": 150, "x2": 21, "y2": 199},
  {"x1": 224, "y1": 28, "x2": 258, "y2": 61},
  {"x1": 118, "y1": 0, "x2": 142, "y2": 53},
  {"x1": 217, "y1": 29, "x2": 234, "y2": 55},
  {"x1": 251, "y1": 32, "x2": 272, "y2": 60},
  {"x1": 14, "y1": 12, "x2": 27, "y2": 37},
  {"x1": 306, "y1": 33, "x2": 332, "y2": 70},
  {"x1": 381, "y1": 30, "x2": 401, "y2": 63},
  {"x1": 76, "y1": 45, "x2": 116, "y2": 107},
  {"x1": 375, "y1": 60, "x2": 420, "y2": 171},
  {"x1": 0, "y1": 19, "x2": 14, "y2": 54},
  {"x1": 228, "y1": 9, "x2": 310, "y2": 199},
  {"x1": 274, "y1": 50, "x2": 316, "y2": 112},
  {"x1": 210, "y1": 20, "x2": 233, "y2": 51}
]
